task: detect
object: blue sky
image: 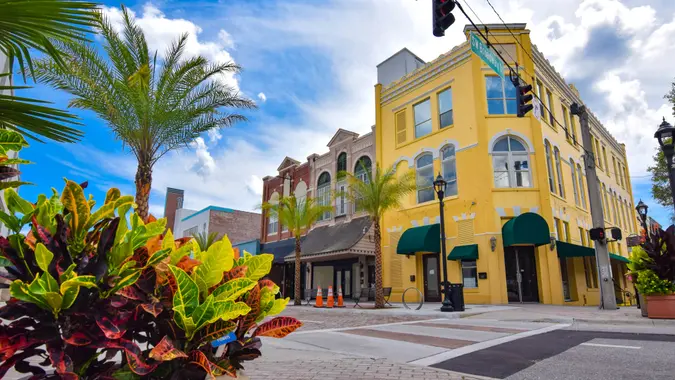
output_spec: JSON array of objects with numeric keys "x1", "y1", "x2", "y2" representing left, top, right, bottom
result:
[{"x1": 16, "y1": 0, "x2": 675, "y2": 226}]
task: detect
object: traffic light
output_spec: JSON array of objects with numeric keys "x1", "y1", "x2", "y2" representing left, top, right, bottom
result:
[
  {"x1": 516, "y1": 82, "x2": 534, "y2": 117},
  {"x1": 433, "y1": 0, "x2": 456, "y2": 37},
  {"x1": 590, "y1": 227, "x2": 605, "y2": 241},
  {"x1": 610, "y1": 227, "x2": 622, "y2": 241}
]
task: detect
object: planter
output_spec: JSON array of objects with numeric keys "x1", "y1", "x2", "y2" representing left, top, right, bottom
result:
[
  {"x1": 639, "y1": 293, "x2": 648, "y2": 317},
  {"x1": 646, "y1": 294, "x2": 675, "y2": 319}
]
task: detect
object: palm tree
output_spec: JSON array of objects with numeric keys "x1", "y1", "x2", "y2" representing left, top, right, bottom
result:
[
  {"x1": 34, "y1": 6, "x2": 255, "y2": 220},
  {"x1": 340, "y1": 163, "x2": 416, "y2": 308},
  {"x1": 0, "y1": 0, "x2": 99, "y2": 143},
  {"x1": 262, "y1": 195, "x2": 332, "y2": 305},
  {"x1": 191, "y1": 231, "x2": 220, "y2": 251}
]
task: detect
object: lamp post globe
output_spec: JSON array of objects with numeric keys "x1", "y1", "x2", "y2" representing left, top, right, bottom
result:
[
  {"x1": 654, "y1": 118, "x2": 675, "y2": 213},
  {"x1": 636, "y1": 199, "x2": 649, "y2": 234},
  {"x1": 433, "y1": 173, "x2": 453, "y2": 312}
]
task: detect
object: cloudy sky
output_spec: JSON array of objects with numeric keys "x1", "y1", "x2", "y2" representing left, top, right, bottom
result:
[{"x1": 20, "y1": 0, "x2": 675, "y2": 224}]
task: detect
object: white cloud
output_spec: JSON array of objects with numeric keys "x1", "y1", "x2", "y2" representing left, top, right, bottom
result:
[
  {"x1": 190, "y1": 137, "x2": 217, "y2": 177},
  {"x1": 207, "y1": 129, "x2": 222, "y2": 143},
  {"x1": 102, "y1": 3, "x2": 240, "y2": 91},
  {"x1": 257, "y1": 92, "x2": 267, "y2": 102}
]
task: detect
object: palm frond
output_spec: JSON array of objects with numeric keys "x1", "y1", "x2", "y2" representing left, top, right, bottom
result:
[
  {"x1": 0, "y1": 0, "x2": 98, "y2": 80},
  {"x1": 262, "y1": 196, "x2": 332, "y2": 238},
  {"x1": 192, "y1": 231, "x2": 220, "y2": 251}
]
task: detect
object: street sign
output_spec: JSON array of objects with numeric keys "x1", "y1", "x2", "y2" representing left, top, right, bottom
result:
[
  {"x1": 470, "y1": 32, "x2": 504, "y2": 80},
  {"x1": 626, "y1": 235, "x2": 641, "y2": 247},
  {"x1": 533, "y1": 97, "x2": 542, "y2": 121}
]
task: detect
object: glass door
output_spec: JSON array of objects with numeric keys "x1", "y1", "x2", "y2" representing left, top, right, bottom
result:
[{"x1": 423, "y1": 255, "x2": 441, "y2": 302}]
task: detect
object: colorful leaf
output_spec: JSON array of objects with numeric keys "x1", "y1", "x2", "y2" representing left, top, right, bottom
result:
[
  {"x1": 96, "y1": 315, "x2": 127, "y2": 339},
  {"x1": 258, "y1": 279, "x2": 280, "y2": 294},
  {"x1": 212, "y1": 278, "x2": 257, "y2": 301},
  {"x1": 59, "y1": 275, "x2": 97, "y2": 295},
  {"x1": 60, "y1": 180, "x2": 90, "y2": 234},
  {"x1": 85, "y1": 202, "x2": 115, "y2": 230},
  {"x1": 162, "y1": 229, "x2": 176, "y2": 251},
  {"x1": 106, "y1": 269, "x2": 142, "y2": 297},
  {"x1": 59, "y1": 263, "x2": 77, "y2": 283},
  {"x1": 105, "y1": 188, "x2": 121, "y2": 205},
  {"x1": 60, "y1": 286, "x2": 79, "y2": 310},
  {"x1": 10, "y1": 281, "x2": 51, "y2": 311},
  {"x1": 168, "y1": 265, "x2": 199, "y2": 316},
  {"x1": 5, "y1": 188, "x2": 34, "y2": 215},
  {"x1": 113, "y1": 195, "x2": 135, "y2": 217},
  {"x1": 140, "y1": 300, "x2": 163, "y2": 317},
  {"x1": 244, "y1": 254, "x2": 274, "y2": 281},
  {"x1": 238, "y1": 284, "x2": 261, "y2": 335},
  {"x1": 220, "y1": 265, "x2": 248, "y2": 283},
  {"x1": 146, "y1": 248, "x2": 170, "y2": 268},
  {"x1": 176, "y1": 255, "x2": 201, "y2": 273},
  {"x1": 0, "y1": 130, "x2": 29, "y2": 155},
  {"x1": 63, "y1": 332, "x2": 92, "y2": 346},
  {"x1": 266, "y1": 297, "x2": 290, "y2": 317},
  {"x1": 193, "y1": 237, "x2": 235, "y2": 295},
  {"x1": 47, "y1": 344, "x2": 73, "y2": 374},
  {"x1": 212, "y1": 300, "x2": 251, "y2": 323},
  {"x1": 191, "y1": 295, "x2": 216, "y2": 334},
  {"x1": 253, "y1": 317, "x2": 303, "y2": 338},
  {"x1": 119, "y1": 340, "x2": 158, "y2": 376},
  {"x1": 170, "y1": 237, "x2": 196, "y2": 265},
  {"x1": 148, "y1": 336, "x2": 187, "y2": 362},
  {"x1": 195, "y1": 320, "x2": 237, "y2": 344},
  {"x1": 117, "y1": 285, "x2": 145, "y2": 300},
  {"x1": 189, "y1": 350, "x2": 223, "y2": 380}
]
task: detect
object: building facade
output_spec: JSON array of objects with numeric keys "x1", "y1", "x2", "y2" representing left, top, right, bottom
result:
[
  {"x1": 163, "y1": 188, "x2": 261, "y2": 245},
  {"x1": 260, "y1": 128, "x2": 376, "y2": 299},
  {"x1": 375, "y1": 24, "x2": 638, "y2": 306}
]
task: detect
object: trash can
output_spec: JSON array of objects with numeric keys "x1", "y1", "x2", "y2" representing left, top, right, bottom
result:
[{"x1": 449, "y1": 283, "x2": 465, "y2": 312}]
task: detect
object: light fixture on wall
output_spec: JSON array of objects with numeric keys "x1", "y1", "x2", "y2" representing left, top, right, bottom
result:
[
  {"x1": 549, "y1": 237, "x2": 556, "y2": 251},
  {"x1": 490, "y1": 236, "x2": 497, "y2": 252}
]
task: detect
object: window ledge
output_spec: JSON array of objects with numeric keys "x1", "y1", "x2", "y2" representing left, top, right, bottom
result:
[
  {"x1": 401, "y1": 200, "x2": 440, "y2": 211},
  {"x1": 485, "y1": 114, "x2": 517, "y2": 119},
  {"x1": 396, "y1": 124, "x2": 456, "y2": 149},
  {"x1": 492, "y1": 187, "x2": 538, "y2": 192},
  {"x1": 575, "y1": 205, "x2": 588, "y2": 213},
  {"x1": 550, "y1": 193, "x2": 566, "y2": 202}
]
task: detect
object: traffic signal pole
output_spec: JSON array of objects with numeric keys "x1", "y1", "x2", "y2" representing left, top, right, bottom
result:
[{"x1": 571, "y1": 103, "x2": 617, "y2": 310}]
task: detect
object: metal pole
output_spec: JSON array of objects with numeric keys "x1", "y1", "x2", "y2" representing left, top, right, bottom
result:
[
  {"x1": 438, "y1": 195, "x2": 454, "y2": 312},
  {"x1": 572, "y1": 103, "x2": 617, "y2": 310},
  {"x1": 664, "y1": 145, "x2": 675, "y2": 212}
]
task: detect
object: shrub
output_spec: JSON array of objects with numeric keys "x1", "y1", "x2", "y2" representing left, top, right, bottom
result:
[
  {"x1": 635, "y1": 269, "x2": 675, "y2": 296},
  {"x1": 0, "y1": 181, "x2": 301, "y2": 379}
]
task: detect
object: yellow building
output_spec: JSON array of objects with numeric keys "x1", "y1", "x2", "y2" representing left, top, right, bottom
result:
[{"x1": 375, "y1": 24, "x2": 638, "y2": 306}]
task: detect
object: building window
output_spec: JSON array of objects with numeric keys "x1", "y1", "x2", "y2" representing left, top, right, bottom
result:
[
  {"x1": 438, "y1": 88, "x2": 454, "y2": 128},
  {"x1": 562, "y1": 221, "x2": 570, "y2": 242},
  {"x1": 594, "y1": 139, "x2": 603, "y2": 170},
  {"x1": 184, "y1": 226, "x2": 198, "y2": 237},
  {"x1": 554, "y1": 147, "x2": 565, "y2": 197},
  {"x1": 337, "y1": 152, "x2": 347, "y2": 174},
  {"x1": 544, "y1": 140, "x2": 555, "y2": 193},
  {"x1": 602, "y1": 146, "x2": 609, "y2": 177},
  {"x1": 620, "y1": 164, "x2": 626, "y2": 188},
  {"x1": 612, "y1": 156, "x2": 619, "y2": 185},
  {"x1": 317, "y1": 172, "x2": 332, "y2": 221},
  {"x1": 176, "y1": 196, "x2": 183, "y2": 209},
  {"x1": 577, "y1": 163, "x2": 587, "y2": 208},
  {"x1": 570, "y1": 114, "x2": 578, "y2": 144},
  {"x1": 267, "y1": 213, "x2": 278, "y2": 235},
  {"x1": 354, "y1": 156, "x2": 372, "y2": 213},
  {"x1": 414, "y1": 99, "x2": 432, "y2": 138},
  {"x1": 486, "y1": 76, "x2": 516, "y2": 115},
  {"x1": 584, "y1": 257, "x2": 599, "y2": 288},
  {"x1": 441, "y1": 145, "x2": 458, "y2": 196},
  {"x1": 602, "y1": 183, "x2": 611, "y2": 222},
  {"x1": 461, "y1": 260, "x2": 478, "y2": 288},
  {"x1": 562, "y1": 106, "x2": 571, "y2": 141},
  {"x1": 336, "y1": 181, "x2": 347, "y2": 216},
  {"x1": 416, "y1": 153, "x2": 434, "y2": 203},
  {"x1": 536, "y1": 80, "x2": 543, "y2": 99},
  {"x1": 546, "y1": 90, "x2": 554, "y2": 125},
  {"x1": 492, "y1": 136, "x2": 530, "y2": 188},
  {"x1": 570, "y1": 159, "x2": 579, "y2": 206},
  {"x1": 612, "y1": 191, "x2": 619, "y2": 226},
  {"x1": 395, "y1": 110, "x2": 407, "y2": 145},
  {"x1": 579, "y1": 227, "x2": 586, "y2": 246}
]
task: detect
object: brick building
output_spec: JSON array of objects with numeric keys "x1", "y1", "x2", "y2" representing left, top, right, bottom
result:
[{"x1": 162, "y1": 188, "x2": 261, "y2": 245}]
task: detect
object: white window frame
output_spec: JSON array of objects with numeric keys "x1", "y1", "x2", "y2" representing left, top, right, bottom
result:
[
  {"x1": 486, "y1": 76, "x2": 516, "y2": 115},
  {"x1": 492, "y1": 136, "x2": 531, "y2": 189},
  {"x1": 461, "y1": 260, "x2": 478, "y2": 288},
  {"x1": 336, "y1": 181, "x2": 347, "y2": 216},
  {"x1": 545, "y1": 141, "x2": 555, "y2": 193},
  {"x1": 317, "y1": 173, "x2": 332, "y2": 221},
  {"x1": 570, "y1": 159, "x2": 580, "y2": 206},
  {"x1": 554, "y1": 147, "x2": 565, "y2": 197},
  {"x1": 416, "y1": 153, "x2": 434, "y2": 203},
  {"x1": 441, "y1": 145, "x2": 458, "y2": 197},
  {"x1": 438, "y1": 88, "x2": 453, "y2": 128},
  {"x1": 577, "y1": 164, "x2": 587, "y2": 208},
  {"x1": 413, "y1": 98, "x2": 432, "y2": 138}
]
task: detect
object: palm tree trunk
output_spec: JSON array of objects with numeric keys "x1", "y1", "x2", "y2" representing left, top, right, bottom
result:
[
  {"x1": 294, "y1": 237, "x2": 302, "y2": 306},
  {"x1": 374, "y1": 219, "x2": 384, "y2": 309},
  {"x1": 135, "y1": 161, "x2": 152, "y2": 221}
]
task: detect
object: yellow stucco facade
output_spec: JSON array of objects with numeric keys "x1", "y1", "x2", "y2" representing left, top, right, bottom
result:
[{"x1": 375, "y1": 24, "x2": 638, "y2": 306}]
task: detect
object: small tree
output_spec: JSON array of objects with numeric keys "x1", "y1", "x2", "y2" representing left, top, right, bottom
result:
[
  {"x1": 648, "y1": 78, "x2": 675, "y2": 222},
  {"x1": 340, "y1": 163, "x2": 416, "y2": 308},
  {"x1": 192, "y1": 231, "x2": 220, "y2": 251},
  {"x1": 262, "y1": 196, "x2": 331, "y2": 305}
]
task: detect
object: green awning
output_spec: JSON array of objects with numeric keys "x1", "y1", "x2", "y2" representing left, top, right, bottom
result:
[
  {"x1": 502, "y1": 212, "x2": 550, "y2": 247},
  {"x1": 556, "y1": 241, "x2": 594, "y2": 258},
  {"x1": 610, "y1": 253, "x2": 630, "y2": 263},
  {"x1": 448, "y1": 244, "x2": 478, "y2": 260},
  {"x1": 397, "y1": 224, "x2": 440, "y2": 254}
]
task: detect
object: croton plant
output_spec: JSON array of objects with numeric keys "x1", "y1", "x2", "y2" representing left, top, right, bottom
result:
[{"x1": 0, "y1": 180, "x2": 302, "y2": 379}]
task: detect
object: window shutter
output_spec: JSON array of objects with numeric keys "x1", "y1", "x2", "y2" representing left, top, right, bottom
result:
[
  {"x1": 457, "y1": 220, "x2": 475, "y2": 245},
  {"x1": 395, "y1": 110, "x2": 407, "y2": 145}
]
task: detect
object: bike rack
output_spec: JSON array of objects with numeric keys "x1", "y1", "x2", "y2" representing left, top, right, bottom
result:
[{"x1": 402, "y1": 287, "x2": 424, "y2": 310}]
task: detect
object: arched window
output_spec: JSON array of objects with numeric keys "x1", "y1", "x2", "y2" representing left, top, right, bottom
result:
[
  {"x1": 554, "y1": 147, "x2": 565, "y2": 197},
  {"x1": 492, "y1": 136, "x2": 530, "y2": 188},
  {"x1": 441, "y1": 145, "x2": 458, "y2": 196},
  {"x1": 545, "y1": 140, "x2": 555, "y2": 193},
  {"x1": 317, "y1": 172, "x2": 331, "y2": 221},
  {"x1": 267, "y1": 192, "x2": 279, "y2": 235},
  {"x1": 337, "y1": 152, "x2": 347, "y2": 174},
  {"x1": 602, "y1": 183, "x2": 610, "y2": 221},
  {"x1": 354, "y1": 156, "x2": 372, "y2": 183},
  {"x1": 416, "y1": 153, "x2": 434, "y2": 203},
  {"x1": 570, "y1": 159, "x2": 579, "y2": 206},
  {"x1": 577, "y1": 163, "x2": 587, "y2": 208}
]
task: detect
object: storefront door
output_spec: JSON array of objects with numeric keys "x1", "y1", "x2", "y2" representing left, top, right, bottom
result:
[
  {"x1": 504, "y1": 246, "x2": 539, "y2": 303},
  {"x1": 334, "y1": 268, "x2": 352, "y2": 298},
  {"x1": 423, "y1": 254, "x2": 441, "y2": 302}
]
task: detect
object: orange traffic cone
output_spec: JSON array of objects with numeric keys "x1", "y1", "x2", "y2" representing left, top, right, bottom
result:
[
  {"x1": 336, "y1": 286, "x2": 345, "y2": 308},
  {"x1": 326, "y1": 286, "x2": 334, "y2": 308},
  {"x1": 313, "y1": 287, "x2": 324, "y2": 308}
]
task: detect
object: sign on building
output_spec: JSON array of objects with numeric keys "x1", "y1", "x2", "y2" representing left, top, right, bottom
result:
[
  {"x1": 533, "y1": 97, "x2": 542, "y2": 121},
  {"x1": 470, "y1": 32, "x2": 505, "y2": 81}
]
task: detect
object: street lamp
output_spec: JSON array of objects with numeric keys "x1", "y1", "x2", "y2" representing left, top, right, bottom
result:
[
  {"x1": 654, "y1": 118, "x2": 675, "y2": 212},
  {"x1": 636, "y1": 199, "x2": 649, "y2": 237},
  {"x1": 433, "y1": 173, "x2": 454, "y2": 312}
]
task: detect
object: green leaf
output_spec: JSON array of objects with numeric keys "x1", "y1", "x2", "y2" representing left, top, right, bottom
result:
[
  {"x1": 0, "y1": 181, "x2": 32, "y2": 190},
  {"x1": 0, "y1": 130, "x2": 29, "y2": 155},
  {"x1": 59, "y1": 263, "x2": 77, "y2": 282},
  {"x1": 0, "y1": 210, "x2": 20, "y2": 232},
  {"x1": 28, "y1": 275, "x2": 48, "y2": 295},
  {"x1": 244, "y1": 254, "x2": 274, "y2": 281},
  {"x1": 10, "y1": 280, "x2": 51, "y2": 311},
  {"x1": 211, "y1": 300, "x2": 251, "y2": 323},
  {"x1": 60, "y1": 275, "x2": 98, "y2": 295},
  {"x1": 105, "y1": 188, "x2": 121, "y2": 205},
  {"x1": 267, "y1": 297, "x2": 290, "y2": 317},
  {"x1": 42, "y1": 273, "x2": 60, "y2": 294},
  {"x1": 0, "y1": 256, "x2": 11, "y2": 267},
  {"x1": 163, "y1": 229, "x2": 176, "y2": 251},
  {"x1": 61, "y1": 180, "x2": 90, "y2": 234},
  {"x1": 112, "y1": 367, "x2": 142, "y2": 380},
  {"x1": 168, "y1": 265, "x2": 199, "y2": 316},
  {"x1": 61, "y1": 286, "x2": 80, "y2": 310},
  {"x1": 106, "y1": 270, "x2": 141, "y2": 296},
  {"x1": 85, "y1": 202, "x2": 115, "y2": 230},
  {"x1": 0, "y1": 158, "x2": 31, "y2": 165},
  {"x1": 113, "y1": 195, "x2": 135, "y2": 217},
  {"x1": 192, "y1": 237, "x2": 235, "y2": 295},
  {"x1": 212, "y1": 278, "x2": 257, "y2": 301},
  {"x1": 44, "y1": 292, "x2": 63, "y2": 312},
  {"x1": 18, "y1": 208, "x2": 38, "y2": 226},
  {"x1": 146, "y1": 248, "x2": 170, "y2": 268},
  {"x1": 5, "y1": 188, "x2": 34, "y2": 215},
  {"x1": 192, "y1": 295, "x2": 216, "y2": 333},
  {"x1": 35, "y1": 243, "x2": 54, "y2": 273},
  {"x1": 170, "y1": 239, "x2": 196, "y2": 265}
]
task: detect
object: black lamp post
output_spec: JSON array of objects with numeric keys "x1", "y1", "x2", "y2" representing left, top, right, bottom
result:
[
  {"x1": 654, "y1": 118, "x2": 675, "y2": 212},
  {"x1": 636, "y1": 199, "x2": 649, "y2": 237},
  {"x1": 433, "y1": 173, "x2": 454, "y2": 312}
]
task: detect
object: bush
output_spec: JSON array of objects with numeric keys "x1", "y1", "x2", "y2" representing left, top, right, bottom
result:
[
  {"x1": 635, "y1": 269, "x2": 675, "y2": 296},
  {"x1": 0, "y1": 181, "x2": 301, "y2": 379}
]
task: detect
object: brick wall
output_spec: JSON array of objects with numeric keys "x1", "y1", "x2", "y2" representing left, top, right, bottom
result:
[
  {"x1": 209, "y1": 209, "x2": 261, "y2": 245},
  {"x1": 261, "y1": 162, "x2": 311, "y2": 243},
  {"x1": 163, "y1": 188, "x2": 184, "y2": 232}
]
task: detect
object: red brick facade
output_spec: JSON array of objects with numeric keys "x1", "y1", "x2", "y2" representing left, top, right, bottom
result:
[
  {"x1": 163, "y1": 188, "x2": 184, "y2": 232},
  {"x1": 209, "y1": 209, "x2": 261, "y2": 245}
]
